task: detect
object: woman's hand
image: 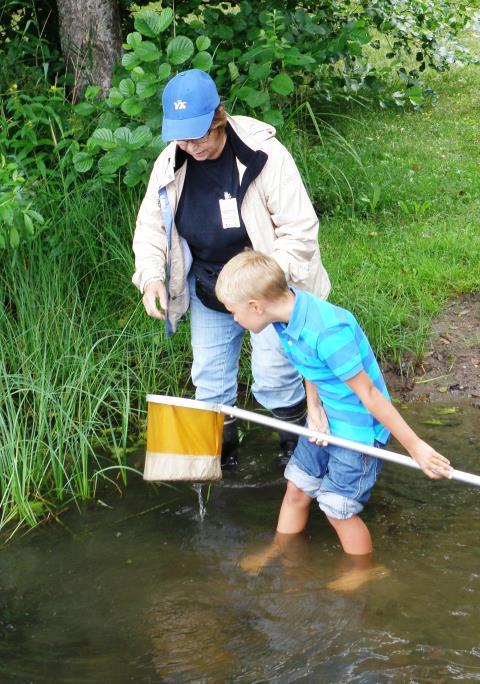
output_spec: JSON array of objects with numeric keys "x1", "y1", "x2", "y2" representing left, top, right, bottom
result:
[{"x1": 142, "y1": 280, "x2": 167, "y2": 320}]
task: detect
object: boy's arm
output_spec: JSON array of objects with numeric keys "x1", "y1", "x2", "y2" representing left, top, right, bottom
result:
[{"x1": 346, "y1": 371, "x2": 453, "y2": 480}]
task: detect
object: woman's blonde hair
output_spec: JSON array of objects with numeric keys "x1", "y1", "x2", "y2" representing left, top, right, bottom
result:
[{"x1": 215, "y1": 250, "x2": 289, "y2": 306}]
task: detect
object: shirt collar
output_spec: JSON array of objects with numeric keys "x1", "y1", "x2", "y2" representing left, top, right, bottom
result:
[{"x1": 279, "y1": 288, "x2": 308, "y2": 341}]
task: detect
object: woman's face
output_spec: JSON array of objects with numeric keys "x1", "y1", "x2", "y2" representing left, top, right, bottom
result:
[{"x1": 175, "y1": 126, "x2": 227, "y2": 161}]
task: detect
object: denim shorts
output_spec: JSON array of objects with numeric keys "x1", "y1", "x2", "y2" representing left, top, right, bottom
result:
[{"x1": 284, "y1": 436, "x2": 383, "y2": 520}]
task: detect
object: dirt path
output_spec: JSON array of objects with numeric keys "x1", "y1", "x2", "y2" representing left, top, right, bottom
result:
[{"x1": 383, "y1": 293, "x2": 480, "y2": 403}]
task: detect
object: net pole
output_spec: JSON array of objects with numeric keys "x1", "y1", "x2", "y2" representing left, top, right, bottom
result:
[{"x1": 214, "y1": 403, "x2": 480, "y2": 488}]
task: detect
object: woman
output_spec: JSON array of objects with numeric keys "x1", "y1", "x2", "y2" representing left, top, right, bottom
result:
[{"x1": 132, "y1": 69, "x2": 330, "y2": 466}]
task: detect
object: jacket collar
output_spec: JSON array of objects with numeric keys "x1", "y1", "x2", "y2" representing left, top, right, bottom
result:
[{"x1": 159, "y1": 118, "x2": 269, "y2": 202}]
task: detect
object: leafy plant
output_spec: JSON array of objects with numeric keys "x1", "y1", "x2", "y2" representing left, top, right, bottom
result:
[
  {"x1": 0, "y1": 154, "x2": 44, "y2": 248},
  {"x1": 72, "y1": 1, "x2": 475, "y2": 188}
]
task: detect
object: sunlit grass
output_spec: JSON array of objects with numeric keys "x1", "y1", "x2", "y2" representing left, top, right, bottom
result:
[{"x1": 280, "y1": 46, "x2": 480, "y2": 367}]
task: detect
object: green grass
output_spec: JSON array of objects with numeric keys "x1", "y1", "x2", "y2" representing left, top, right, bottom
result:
[
  {"x1": 0, "y1": 188, "x2": 191, "y2": 533},
  {"x1": 284, "y1": 50, "x2": 480, "y2": 366}
]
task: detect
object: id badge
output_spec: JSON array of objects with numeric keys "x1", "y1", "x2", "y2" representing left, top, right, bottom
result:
[{"x1": 219, "y1": 197, "x2": 241, "y2": 229}]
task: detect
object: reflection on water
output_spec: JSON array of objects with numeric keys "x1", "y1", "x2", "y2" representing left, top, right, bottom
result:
[{"x1": 1, "y1": 404, "x2": 479, "y2": 683}]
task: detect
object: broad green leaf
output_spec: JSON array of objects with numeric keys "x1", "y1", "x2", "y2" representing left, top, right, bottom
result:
[
  {"x1": 167, "y1": 36, "x2": 194, "y2": 65},
  {"x1": 131, "y1": 66, "x2": 145, "y2": 80},
  {"x1": 89, "y1": 129, "x2": 116, "y2": 150},
  {"x1": 406, "y1": 85, "x2": 423, "y2": 106},
  {"x1": 128, "y1": 126, "x2": 153, "y2": 150},
  {"x1": 84, "y1": 85, "x2": 101, "y2": 99},
  {"x1": 158, "y1": 62, "x2": 172, "y2": 80},
  {"x1": 239, "y1": 45, "x2": 274, "y2": 64},
  {"x1": 215, "y1": 25, "x2": 234, "y2": 40},
  {"x1": 135, "y1": 10, "x2": 164, "y2": 37},
  {"x1": 192, "y1": 51, "x2": 213, "y2": 71},
  {"x1": 249, "y1": 62, "x2": 270, "y2": 81},
  {"x1": 262, "y1": 109, "x2": 284, "y2": 127},
  {"x1": 107, "y1": 88, "x2": 124, "y2": 106},
  {"x1": 98, "y1": 148, "x2": 131, "y2": 174},
  {"x1": 282, "y1": 47, "x2": 316, "y2": 67},
  {"x1": 196, "y1": 36, "x2": 211, "y2": 51},
  {"x1": 114, "y1": 127, "x2": 132, "y2": 146},
  {"x1": 157, "y1": 7, "x2": 174, "y2": 33},
  {"x1": 136, "y1": 79, "x2": 159, "y2": 100},
  {"x1": 245, "y1": 89, "x2": 269, "y2": 108},
  {"x1": 235, "y1": 85, "x2": 255, "y2": 102},
  {"x1": 134, "y1": 41, "x2": 161, "y2": 62},
  {"x1": 130, "y1": 126, "x2": 153, "y2": 150},
  {"x1": 121, "y1": 97, "x2": 144, "y2": 116},
  {"x1": 74, "y1": 102, "x2": 95, "y2": 116},
  {"x1": 148, "y1": 134, "x2": 165, "y2": 154},
  {"x1": 119, "y1": 79, "x2": 136, "y2": 98},
  {"x1": 124, "y1": 161, "x2": 147, "y2": 187},
  {"x1": 270, "y1": 72, "x2": 294, "y2": 96},
  {"x1": 73, "y1": 151, "x2": 94, "y2": 172},
  {"x1": 126, "y1": 32, "x2": 143, "y2": 49},
  {"x1": 122, "y1": 52, "x2": 141, "y2": 70}
]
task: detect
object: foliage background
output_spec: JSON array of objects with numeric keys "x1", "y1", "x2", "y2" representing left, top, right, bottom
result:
[{"x1": 0, "y1": 1, "x2": 479, "y2": 531}]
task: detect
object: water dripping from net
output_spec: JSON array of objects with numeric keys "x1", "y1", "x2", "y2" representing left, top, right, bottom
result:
[{"x1": 192, "y1": 483, "x2": 206, "y2": 521}]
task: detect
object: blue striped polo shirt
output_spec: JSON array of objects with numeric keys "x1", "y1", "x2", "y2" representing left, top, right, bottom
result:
[{"x1": 274, "y1": 289, "x2": 390, "y2": 445}]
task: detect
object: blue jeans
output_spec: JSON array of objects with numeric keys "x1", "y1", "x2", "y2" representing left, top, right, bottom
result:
[
  {"x1": 285, "y1": 437, "x2": 383, "y2": 520},
  {"x1": 188, "y1": 275, "x2": 304, "y2": 410}
]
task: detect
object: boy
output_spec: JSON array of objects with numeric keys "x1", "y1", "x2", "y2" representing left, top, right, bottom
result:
[{"x1": 215, "y1": 251, "x2": 452, "y2": 570}]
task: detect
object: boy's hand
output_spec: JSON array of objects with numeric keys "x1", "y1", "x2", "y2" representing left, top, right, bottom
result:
[
  {"x1": 409, "y1": 439, "x2": 453, "y2": 480},
  {"x1": 307, "y1": 403, "x2": 330, "y2": 447}
]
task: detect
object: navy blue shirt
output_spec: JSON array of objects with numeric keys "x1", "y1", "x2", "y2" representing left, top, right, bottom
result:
[
  {"x1": 175, "y1": 138, "x2": 250, "y2": 263},
  {"x1": 175, "y1": 137, "x2": 251, "y2": 311}
]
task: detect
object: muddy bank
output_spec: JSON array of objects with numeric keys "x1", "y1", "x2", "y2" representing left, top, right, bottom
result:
[{"x1": 382, "y1": 293, "x2": 479, "y2": 403}]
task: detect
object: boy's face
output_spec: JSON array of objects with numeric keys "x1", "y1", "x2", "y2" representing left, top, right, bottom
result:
[{"x1": 223, "y1": 299, "x2": 272, "y2": 334}]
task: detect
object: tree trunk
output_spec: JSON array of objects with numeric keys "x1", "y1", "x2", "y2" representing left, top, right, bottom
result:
[{"x1": 56, "y1": 0, "x2": 122, "y2": 101}]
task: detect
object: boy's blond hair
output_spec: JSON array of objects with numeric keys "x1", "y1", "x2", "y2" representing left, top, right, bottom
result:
[{"x1": 215, "y1": 250, "x2": 289, "y2": 306}]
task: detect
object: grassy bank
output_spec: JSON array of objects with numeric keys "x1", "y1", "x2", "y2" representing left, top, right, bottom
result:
[
  {"x1": 291, "y1": 52, "x2": 480, "y2": 366},
  {"x1": 1, "y1": 51, "x2": 479, "y2": 532},
  {"x1": 0, "y1": 189, "x2": 191, "y2": 534}
]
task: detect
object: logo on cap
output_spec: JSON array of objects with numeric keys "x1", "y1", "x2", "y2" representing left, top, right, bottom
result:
[{"x1": 173, "y1": 99, "x2": 187, "y2": 110}]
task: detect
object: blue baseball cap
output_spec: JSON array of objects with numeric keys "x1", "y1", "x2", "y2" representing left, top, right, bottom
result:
[{"x1": 161, "y1": 69, "x2": 220, "y2": 142}]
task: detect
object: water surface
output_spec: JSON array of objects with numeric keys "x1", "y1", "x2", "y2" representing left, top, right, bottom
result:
[{"x1": 1, "y1": 403, "x2": 479, "y2": 683}]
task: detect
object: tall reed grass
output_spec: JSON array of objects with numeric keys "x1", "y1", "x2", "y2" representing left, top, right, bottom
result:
[{"x1": 0, "y1": 187, "x2": 191, "y2": 533}]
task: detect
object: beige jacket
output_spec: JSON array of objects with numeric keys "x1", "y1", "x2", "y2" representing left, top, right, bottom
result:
[{"x1": 132, "y1": 114, "x2": 331, "y2": 331}]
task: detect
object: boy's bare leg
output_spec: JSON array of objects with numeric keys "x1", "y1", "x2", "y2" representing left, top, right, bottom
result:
[
  {"x1": 325, "y1": 516, "x2": 389, "y2": 592},
  {"x1": 240, "y1": 482, "x2": 311, "y2": 574},
  {"x1": 276, "y1": 481, "x2": 312, "y2": 534},
  {"x1": 327, "y1": 514, "x2": 372, "y2": 555}
]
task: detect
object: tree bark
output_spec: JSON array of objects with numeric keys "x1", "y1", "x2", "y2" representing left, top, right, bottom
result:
[{"x1": 56, "y1": 0, "x2": 122, "y2": 101}]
